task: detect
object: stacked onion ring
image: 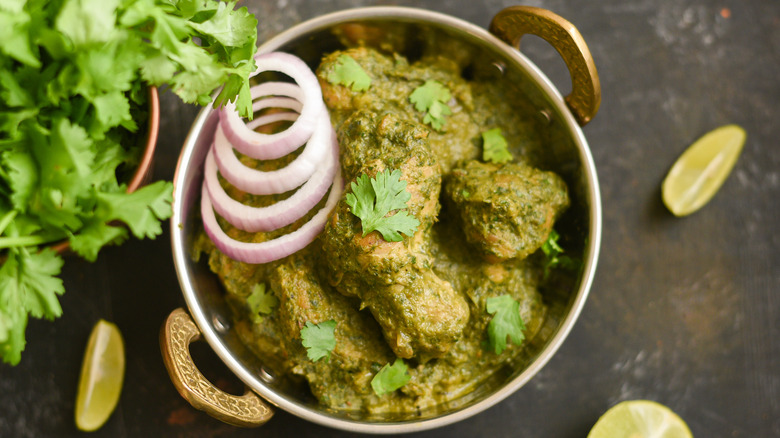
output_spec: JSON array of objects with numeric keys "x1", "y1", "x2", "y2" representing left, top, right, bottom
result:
[{"x1": 201, "y1": 52, "x2": 342, "y2": 264}]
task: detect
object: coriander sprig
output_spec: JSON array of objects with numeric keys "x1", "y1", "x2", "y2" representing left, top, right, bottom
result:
[
  {"x1": 371, "y1": 358, "x2": 411, "y2": 396},
  {"x1": 482, "y1": 128, "x2": 513, "y2": 164},
  {"x1": 486, "y1": 294, "x2": 526, "y2": 354},
  {"x1": 301, "y1": 320, "x2": 337, "y2": 362},
  {"x1": 345, "y1": 169, "x2": 421, "y2": 242},
  {"x1": 409, "y1": 80, "x2": 452, "y2": 131},
  {"x1": 0, "y1": 0, "x2": 258, "y2": 365},
  {"x1": 246, "y1": 283, "x2": 278, "y2": 322},
  {"x1": 541, "y1": 229, "x2": 580, "y2": 278},
  {"x1": 326, "y1": 54, "x2": 372, "y2": 92}
]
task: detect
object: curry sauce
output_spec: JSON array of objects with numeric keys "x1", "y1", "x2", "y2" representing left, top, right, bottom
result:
[{"x1": 196, "y1": 47, "x2": 570, "y2": 414}]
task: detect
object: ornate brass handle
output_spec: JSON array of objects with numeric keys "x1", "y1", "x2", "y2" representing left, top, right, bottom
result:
[
  {"x1": 490, "y1": 6, "x2": 601, "y2": 126},
  {"x1": 160, "y1": 308, "x2": 274, "y2": 427}
]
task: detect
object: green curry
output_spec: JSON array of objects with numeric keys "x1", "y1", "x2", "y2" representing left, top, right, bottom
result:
[{"x1": 196, "y1": 46, "x2": 571, "y2": 414}]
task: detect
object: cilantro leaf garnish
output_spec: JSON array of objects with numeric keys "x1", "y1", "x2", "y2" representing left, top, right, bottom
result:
[
  {"x1": 246, "y1": 283, "x2": 278, "y2": 319},
  {"x1": 409, "y1": 80, "x2": 452, "y2": 131},
  {"x1": 301, "y1": 320, "x2": 337, "y2": 362},
  {"x1": 327, "y1": 54, "x2": 372, "y2": 92},
  {"x1": 482, "y1": 128, "x2": 513, "y2": 163},
  {"x1": 371, "y1": 358, "x2": 411, "y2": 396},
  {"x1": 486, "y1": 294, "x2": 526, "y2": 355},
  {"x1": 345, "y1": 169, "x2": 421, "y2": 242},
  {"x1": 541, "y1": 229, "x2": 580, "y2": 278}
]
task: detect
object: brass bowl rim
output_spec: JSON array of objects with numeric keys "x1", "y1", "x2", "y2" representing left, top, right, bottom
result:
[{"x1": 171, "y1": 6, "x2": 602, "y2": 434}]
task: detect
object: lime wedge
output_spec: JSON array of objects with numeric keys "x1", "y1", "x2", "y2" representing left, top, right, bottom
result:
[
  {"x1": 75, "y1": 319, "x2": 125, "y2": 432},
  {"x1": 587, "y1": 400, "x2": 693, "y2": 438},
  {"x1": 662, "y1": 124, "x2": 746, "y2": 216}
]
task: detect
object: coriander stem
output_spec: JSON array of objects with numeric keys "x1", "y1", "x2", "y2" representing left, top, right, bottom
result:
[
  {"x1": 0, "y1": 233, "x2": 66, "y2": 249},
  {"x1": 0, "y1": 210, "x2": 17, "y2": 236}
]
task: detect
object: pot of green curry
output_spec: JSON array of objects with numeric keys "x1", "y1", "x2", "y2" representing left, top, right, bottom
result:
[{"x1": 163, "y1": 5, "x2": 602, "y2": 433}]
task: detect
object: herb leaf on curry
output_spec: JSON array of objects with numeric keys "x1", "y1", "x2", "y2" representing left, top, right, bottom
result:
[
  {"x1": 541, "y1": 229, "x2": 580, "y2": 278},
  {"x1": 409, "y1": 80, "x2": 452, "y2": 131},
  {"x1": 482, "y1": 128, "x2": 513, "y2": 164},
  {"x1": 486, "y1": 294, "x2": 526, "y2": 354},
  {"x1": 327, "y1": 54, "x2": 372, "y2": 92},
  {"x1": 301, "y1": 320, "x2": 337, "y2": 362},
  {"x1": 345, "y1": 169, "x2": 421, "y2": 242},
  {"x1": 247, "y1": 283, "x2": 278, "y2": 319},
  {"x1": 371, "y1": 358, "x2": 411, "y2": 396}
]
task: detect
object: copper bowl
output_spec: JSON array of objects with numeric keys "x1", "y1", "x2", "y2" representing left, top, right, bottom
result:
[{"x1": 164, "y1": 6, "x2": 602, "y2": 433}]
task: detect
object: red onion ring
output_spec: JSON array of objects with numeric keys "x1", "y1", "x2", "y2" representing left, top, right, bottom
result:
[
  {"x1": 202, "y1": 51, "x2": 342, "y2": 264},
  {"x1": 249, "y1": 81, "x2": 304, "y2": 102},
  {"x1": 200, "y1": 169, "x2": 344, "y2": 264},
  {"x1": 245, "y1": 90, "x2": 301, "y2": 130},
  {"x1": 220, "y1": 53, "x2": 325, "y2": 160},
  {"x1": 212, "y1": 114, "x2": 330, "y2": 195},
  {"x1": 237, "y1": 82, "x2": 304, "y2": 157},
  {"x1": 251, "y1": 95, "x2": 301, "y2": 114},
  {"x1": 203, "y1": 127, "x2": 339, "y2": 232},
  {"x1": 245, "y1": 111, "x2": 299, "y2": 130}
]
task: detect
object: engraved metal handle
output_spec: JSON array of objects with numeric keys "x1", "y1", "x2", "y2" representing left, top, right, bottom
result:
[
  {"x1": 490, "y1": 6, "x2": 601, "y2": 126},
  {"x1": 160, "y1": 308, "x2": 274, "y2": 427}
]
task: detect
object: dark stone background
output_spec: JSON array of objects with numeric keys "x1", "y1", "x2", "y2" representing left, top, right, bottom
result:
[{"x1": 1, "y1": 1, "x2": 777, "y2": 437}]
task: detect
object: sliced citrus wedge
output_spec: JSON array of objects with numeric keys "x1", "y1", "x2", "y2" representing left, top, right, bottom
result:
[
  {"x1": 662, "y1": 124, "x2": 746, "y2": 216},
  {"x1": 587, "y1": 400, "x2": 693, "y2": 438},
  {"x1": 75, "y1": 319, "x2": 125, "y2": 432}
]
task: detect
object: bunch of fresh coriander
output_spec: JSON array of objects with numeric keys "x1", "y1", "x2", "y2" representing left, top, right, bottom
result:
[{"x1": 0, "y1": 0, "x2": 258, "y2": 365}]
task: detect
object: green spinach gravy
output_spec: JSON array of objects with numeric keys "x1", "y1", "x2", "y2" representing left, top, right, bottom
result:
[{"x1": 196, "y1": 46, "x2": 571, "y2": 415}]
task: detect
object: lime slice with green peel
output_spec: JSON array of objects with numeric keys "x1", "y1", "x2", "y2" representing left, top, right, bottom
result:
[
  {"x1": 75, "y1": 319, "x2": 125, "y2": 432},
  {"x1": 587, "y1": 400, "x2": 693, "y2": 438},
  {"x1": 662, "y1": 124, "x2": 746, "y2": 216}
]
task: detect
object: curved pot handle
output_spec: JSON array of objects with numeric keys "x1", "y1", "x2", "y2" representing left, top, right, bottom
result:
[
  {"x1": 490, "y1": 6, "x2": 601, "y2": 126},
  {"x1": 160, "y1": 308, "x2": 274, "y2": 427}
]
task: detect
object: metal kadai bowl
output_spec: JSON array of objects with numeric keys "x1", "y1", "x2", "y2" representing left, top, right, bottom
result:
[{"x1": 163, "y1": 6, "x2": 602, "y2": 434}]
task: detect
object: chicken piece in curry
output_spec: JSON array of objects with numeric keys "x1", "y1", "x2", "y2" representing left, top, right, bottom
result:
[{"x1": 321, "y1": 110, "x2": 469, "y2": 361}]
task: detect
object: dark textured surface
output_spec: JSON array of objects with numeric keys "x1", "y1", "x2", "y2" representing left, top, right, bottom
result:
[{"x1": 1, "y1": 1, "x2": 778, "y2": 437}]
